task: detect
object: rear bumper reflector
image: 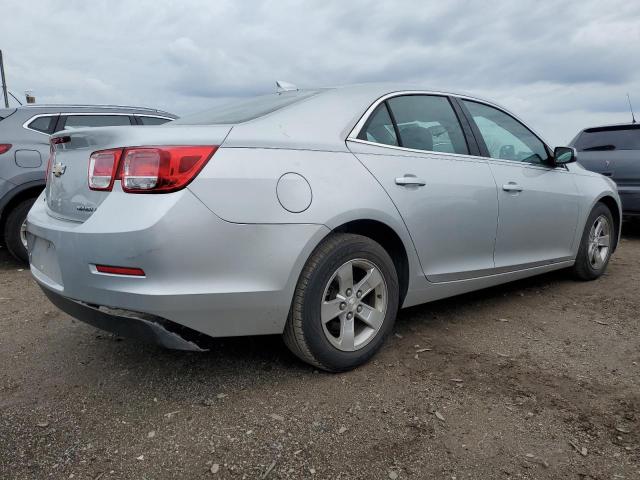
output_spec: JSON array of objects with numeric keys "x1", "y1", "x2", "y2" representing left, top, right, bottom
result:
[{"x1": 95, "y1": 265, "x2": 146, "y2": 276}]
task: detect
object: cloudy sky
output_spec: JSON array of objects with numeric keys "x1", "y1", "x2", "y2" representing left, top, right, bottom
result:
[{"x1": 1, "y1": 0, "x2": 639, "y2": 145}]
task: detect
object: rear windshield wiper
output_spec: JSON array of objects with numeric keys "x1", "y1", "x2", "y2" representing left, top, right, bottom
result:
[{"x1": 582, "y1": 144, "x2": 616, "y2": 151}]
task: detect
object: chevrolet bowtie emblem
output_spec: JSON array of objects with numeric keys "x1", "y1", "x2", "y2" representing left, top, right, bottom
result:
[{"x1": 52, "y1": 162, "x2": 67, "y2": 177}]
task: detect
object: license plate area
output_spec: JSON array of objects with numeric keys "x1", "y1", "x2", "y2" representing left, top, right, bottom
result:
[{"x1": 28, "y1": 234, "x2": 64, "y2": 289}]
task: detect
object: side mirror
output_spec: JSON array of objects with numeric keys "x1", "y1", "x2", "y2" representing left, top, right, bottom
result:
[{"x1": 553, "y1": 146, "x2": 576, "y2": 165}]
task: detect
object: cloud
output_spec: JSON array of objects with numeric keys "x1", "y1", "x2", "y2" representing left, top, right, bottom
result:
[{"x1": 1, "y1": 0, "x2": 639, "y2": 144}]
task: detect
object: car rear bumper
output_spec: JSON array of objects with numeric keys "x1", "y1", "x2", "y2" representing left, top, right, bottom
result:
[
  {"x1": 39, "y1": 285, "x2": 211, "y2": 350},
  {"x1": 27, "y1": 189, "x2": 329, "y2": 341}
]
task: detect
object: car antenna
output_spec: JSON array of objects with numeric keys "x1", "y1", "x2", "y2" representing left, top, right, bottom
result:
[
  {"x1": 276, "y1": 80, "x2": 298, "y2": 93},
  {"x1": 8, "y1": 90, "x2": 22, "y2": 105},
  {"x1": 627, "y1": 93, "x2": 637, "y2": 124}
]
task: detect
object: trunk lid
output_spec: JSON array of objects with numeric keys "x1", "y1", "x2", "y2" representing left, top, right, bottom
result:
[{"x1": 46, "y1": 124, "x2": 231, "y2": 222}]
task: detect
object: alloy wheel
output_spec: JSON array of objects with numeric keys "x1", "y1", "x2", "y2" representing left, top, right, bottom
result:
[
  {"x1": 20, "y1": 218, "x2": 28, "y2": 249},
  {"x1": 587, "y1": 215, "x2": 611, "y2": 270},
  {"x1": 320, "y1": 258, "x2": 388, "y2": 352}
]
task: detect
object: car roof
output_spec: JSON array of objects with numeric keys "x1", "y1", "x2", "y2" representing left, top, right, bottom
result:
[
  {"x1": 578, "y1": 122, "x2": 640, "y2": 132},
  {"x1": 222, "y1": 83, "x2": 550, "y2": 151},
  {"x1": 327, "y1": 83, "x2": 505, "y2": 106},
  {"x1": 14, "y1": 104, "x2": 177, "y2": 117}
]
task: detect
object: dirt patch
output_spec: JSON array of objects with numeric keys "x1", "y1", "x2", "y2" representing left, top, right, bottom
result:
[{"x1": 1, "y1": 225, "x2": 639, "y2": 479}]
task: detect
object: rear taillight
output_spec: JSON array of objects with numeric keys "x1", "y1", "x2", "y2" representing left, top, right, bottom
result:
[
  {"x1": 87, "y1": 146, "x2": 217, "y2": 193},
  {"x1": 0, "y1": 144, "x2": 11, "y2": 155},
  {"x1": 89, "y1": 149, "x2": 122, "y2": 191},
  {"x1": 120, "y1": 146, "x2": 217, "y2": 193}
]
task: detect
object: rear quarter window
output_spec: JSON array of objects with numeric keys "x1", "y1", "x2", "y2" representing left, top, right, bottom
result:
[
  {"x1": 574, "y1": 126, "x2": 640, "y2": 151},
  {"x1": 27, "y1": 115, "x2": 58, "y2": 133},
  {"x1": 138, "y1": 116, "x2": 173, "y2": 125}
]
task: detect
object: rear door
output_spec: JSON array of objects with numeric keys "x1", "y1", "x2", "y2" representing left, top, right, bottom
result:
[
  {"x1": 458, "y1": 99, "x2": 580, "y2": 269},
  {"x1": 347, "y1": 94, "x2": 499, "y2": 282}
]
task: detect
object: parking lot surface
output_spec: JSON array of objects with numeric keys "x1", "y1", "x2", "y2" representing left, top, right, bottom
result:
[{"x1": 1, "y1": 226, "x2": 639, "y2": 479}]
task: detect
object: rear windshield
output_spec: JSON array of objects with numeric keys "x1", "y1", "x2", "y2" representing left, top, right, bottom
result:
[
  {"x1": 0, "y1": 108, "x2": 16, "y2": 122},
  {"x1": 574, "y1": 125, "x2": 640, "y2": 151},
  {"x1": 173, "y1": 90, "x2": 320, "y2": 125}
]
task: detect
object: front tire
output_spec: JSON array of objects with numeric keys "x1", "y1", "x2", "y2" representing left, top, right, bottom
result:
[
  {"x1": 572, "y1": 203, "x2": 615, "y2": 281},
  {"x1": 4, "y1": 198, "x2": 36, "y2": 264},
  {"x1": 283, "y1": 233, "x2": 399, "y2": 372}
]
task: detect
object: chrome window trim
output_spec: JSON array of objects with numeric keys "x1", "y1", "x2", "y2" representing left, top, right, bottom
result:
[
  {"x1": 132, "y1": 114, "x2": 175, "y2": 122},
  {"x1": 23, "y1": 112, "x2": 173, "y2": 135},
  {"x1": 346, "y1": 138, "x2": 488, "y2": 164},
  {"x1": 23, "y1": 112, "x2": 136, "y2": 135},
  {"x1": 349, "y1": 137, "x2": 567, "y2": 172},
  {"x1": 347, "y1": 89, "x2": 554, "y2": 165},
  {"x1": 19, "y1": 103, "x2": 168, "y2": 112},
  {"x1": 60, "y1": 112, "x2": 133, "y2": 116},
  {"x1": 486, "y1": 157, "x2": 569, "y2": 172}
]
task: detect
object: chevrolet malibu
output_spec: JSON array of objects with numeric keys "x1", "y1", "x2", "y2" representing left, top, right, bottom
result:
[{"x1": 27, "y1": 84, "x2": 621, "y2": 371}]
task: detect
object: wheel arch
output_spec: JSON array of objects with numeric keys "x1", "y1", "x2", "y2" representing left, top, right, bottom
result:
[
  {"x1": 596, "y1": 195, "x2": 621, "y2": 253},
  {"x1": 0, "y1": 181, "x2": 45, "y2": 241},
  {"x1": 326, "y1": 218, "x2": 412, "y2": 306}
]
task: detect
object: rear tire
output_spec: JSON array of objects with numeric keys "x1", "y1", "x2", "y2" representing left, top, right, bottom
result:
[
  {"x1": 4, "y1": 198, "x2": 36, "y2": 264},
  {"x1": 283, "y1": 233, "x2": 399, "y2": 372},
  {"x1": 572, "y1": 203, "x2": 615, "y2": 281}
]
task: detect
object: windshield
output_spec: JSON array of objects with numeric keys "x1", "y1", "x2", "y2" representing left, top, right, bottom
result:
[
  {"x1": 574, "y1": 125, "x2": 640, "y2": 151},
  {"x1": 173, "y1": 90, "x2": 321, "y2": 125}
]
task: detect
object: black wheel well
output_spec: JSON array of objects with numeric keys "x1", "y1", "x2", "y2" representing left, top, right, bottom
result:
[
  {"x1": 0, "y1": 185, "x2": 44, "y2": 239},
  {"x1": 598, "y1": 196, "x2": 620, "y2": 252},
  {"x1": 332, "y1": 219, "x2": 410, "y2": 305}
]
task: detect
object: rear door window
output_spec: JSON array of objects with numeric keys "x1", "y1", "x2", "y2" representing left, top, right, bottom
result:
[
  {"x1": 574, "y1": 126, "x2": 640, "y2": 151},
  {"x1": 62, "y1": 115, "x2": 133, "y2": 129},
  {"x1": 386, "y1": 95, "x2": 469, "y2": 154}
]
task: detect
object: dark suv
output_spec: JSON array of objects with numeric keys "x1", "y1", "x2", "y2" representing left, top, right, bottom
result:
[
  {"x1": 0, "y1": 104, "x2": 177, "y2": 262},
  {"x1": 571, "y1": 124, "x2": 640, "y2": 217}
]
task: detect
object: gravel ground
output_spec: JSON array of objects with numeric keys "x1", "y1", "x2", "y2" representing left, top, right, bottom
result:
[{"x1": 1, "y1": 225, "x2": 639, "y2": 480}]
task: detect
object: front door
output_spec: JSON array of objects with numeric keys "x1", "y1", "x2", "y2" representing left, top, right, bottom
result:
[
  {"x1": 460, "y1": 99, "x2": 580, "y2": 269},
  {"x1": 348, "y1": 94, "x2": 498, "y2": 281}
]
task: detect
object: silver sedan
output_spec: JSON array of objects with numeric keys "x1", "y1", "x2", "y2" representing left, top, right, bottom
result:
[{"x1": 27, "y1": 84, "x2": 621, "y2": 371}]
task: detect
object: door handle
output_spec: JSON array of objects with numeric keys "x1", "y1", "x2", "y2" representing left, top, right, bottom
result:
[
  {"x1": 395, "y1": 175, "x2": 426, "y2": 187},
  {"x1": 502, "y1": 182, "x2": 523, "y2": 192}
]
